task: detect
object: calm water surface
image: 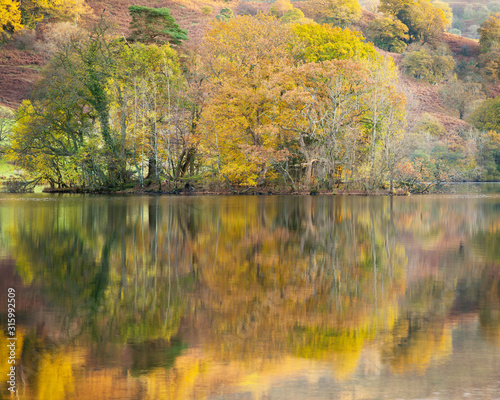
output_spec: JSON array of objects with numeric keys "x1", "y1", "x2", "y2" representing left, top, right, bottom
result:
[{"x1": 1, "y1": 186, "x2": 500, "y2": 399}]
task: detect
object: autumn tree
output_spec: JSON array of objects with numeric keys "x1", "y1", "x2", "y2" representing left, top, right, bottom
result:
[
  {"x1": 279, "y1": 57, "x2": 405, "y2": 189},
  {"x1": 113, "y1": 42, "x2": 190, "y2": 185},
  {"x1": 199, "y1": 16, "x2": 405, "y2": 189},
  {"x1": 281, "y1": 8, "x2": 308, "y2": 24},
  {"x1": 438, "y1": 79, "x2": 485, "y2": 120},
  {"x1": 478, "y1": 12, "x2": 500, "y2": 53},
  {"x1": 19, "y1": 0, "x2": 90, "y2": 27},
  {"x1": 9, "y1": 20, "x2": 188, "y2": 188},
  {"x1": 199, "y1": 15, "x2": 293, "y2": 186},
  {"x1": 277, "y1": 60, "x2": 363, "y2": 188},
  {"x1": 470, "y1": 95, "x2": 500, "y2": 132},
  {"x1": 367, "y1": 16, "x2": 409, "y2": 53},
  {"x1": 128, "y1": 5, "x2": 187, "y2": 45},
  {"x1": 0, "y1": 0, "x2": 22, "y2": 36},
  {"x1": 379, "y1": 0, "x2": 451, "y2": 43},
  {"x1": 280, "y1": 24, "x2": 405, "y2": 189},
  {"x1": 307, "y1": 0, "x2": 361, "y2": 27},
  {"x1": 290, "y1": 23, "x2": 378, "y2": 62},
  {"x1": 401, "y1": 44, "x2": 455, "y2": 83}
]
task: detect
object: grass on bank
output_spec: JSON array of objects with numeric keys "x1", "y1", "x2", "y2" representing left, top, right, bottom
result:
[{"x1": 0, "y1": 160, "x2": 15, "y2": 178}]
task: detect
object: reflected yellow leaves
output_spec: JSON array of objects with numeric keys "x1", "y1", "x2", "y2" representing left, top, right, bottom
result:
[
  {"x1": 479, "y1": 266, "x2": 500, "y2": 346},
  {"x1": 385, "y1": 319, "x2": 452, "y2": 374},
  {"x1": 36, "y1": 352, "x2": 76, "y2": 400}
]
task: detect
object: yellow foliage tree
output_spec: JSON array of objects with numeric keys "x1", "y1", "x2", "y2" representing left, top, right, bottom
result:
[
  {"x1": 20, "y1": 0, "x2": 90, "y2": 27},
  {"x1": 0, "y1": 0, "x2": 22, "y2": 35},
  {"x1": 200, "y1": 16, "x2": 294, "y2": 186}
]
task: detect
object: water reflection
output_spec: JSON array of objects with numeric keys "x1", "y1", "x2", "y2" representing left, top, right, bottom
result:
[{"x1": 1, "y1": 193, "x2": 500, "y2": 399}]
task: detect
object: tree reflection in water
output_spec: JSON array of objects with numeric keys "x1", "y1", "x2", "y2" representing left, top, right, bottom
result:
[{"x1": 0, "y1": 193, "x2": 499, "y2": 399}]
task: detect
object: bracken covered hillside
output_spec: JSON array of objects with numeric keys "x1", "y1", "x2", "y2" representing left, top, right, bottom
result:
[
  {"x1": 392, "y1": 33, "x2": 482, "y2": 132},
  {"x1": 0, "y1": 50, "x2": 44, "y2": 108}
]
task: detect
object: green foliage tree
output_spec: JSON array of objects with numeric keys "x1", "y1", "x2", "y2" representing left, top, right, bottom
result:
[
  {"x1": 438, "y1": 79, "x2": 485, "y2": 120},
  {"x1": 367, "y1": 16, "x2": 409, "y2": 53},
  {"x1": 128, "y1": 5, "x2": 187, "y2": 45},
  {"x1": 0, "y1": 106, "x2": 13, "y2": 153},
  {"x1": 401, "y1": 44, "x2": 455, "y2": 83},
  {"x1": 477, "y1": 130, "x2": 500, "y2": 180},
  {"x1": 216, "y1": 7, "x2": 234, "y2": 22},
  {"x1": 308, "y1": 0, "x2": 361, "y2": 27},
  {"x1": 478, "y1": 47, "x2": 500, "y2": 82},
  {"x1": 478, "y1": 12, "x2": 500, "y2": 53},
  {"x1": 470, "y1": 96, "x2": 500, "y2": 132}
]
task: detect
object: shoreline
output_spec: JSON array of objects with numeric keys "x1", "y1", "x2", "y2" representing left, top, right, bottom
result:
[
  {"x1": 2, "y1": 182, "x2": 497, "y2": 196},
  {"x1": 39, "y1": 186, "x2": 412, "y2": 196}
]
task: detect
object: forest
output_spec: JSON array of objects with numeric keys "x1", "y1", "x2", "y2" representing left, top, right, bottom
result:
[{"x1": 1, "y1": 0, "x2": 500, "y2": 193}]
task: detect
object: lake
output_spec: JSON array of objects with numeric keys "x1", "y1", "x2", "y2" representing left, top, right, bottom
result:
[{"x1": 1, "y1": 186, "x2": 500, "y2": 399}]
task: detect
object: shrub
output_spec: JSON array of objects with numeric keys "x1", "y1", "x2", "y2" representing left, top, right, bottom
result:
[
  {"x1": 237, "y1": 2, "x2": 260, "y2": 16},
  {"x1": 367, "y1": 17, "x2": 408, "y2": 53},
  {"x1": 216, "y1": 7, "x2": 234, "y2": 21},
  {"x1": 470, "y1": 96, "x2": 500, "y2": 132},
  {"x1": 479, "y1": 12, "x2": 500, "y2": 52},
  {"x1": 414, "y1": 113, "x2": 446, "y2": 137},
  {"x1": 128, "y1": 5, "x2": 188, "y2": 45},
  {"x1": 401, "y1": 44, "x2": 455, "y2": 83},
  {"x1": 201, "y1": 6, "x2": 212, "y2": 15},
  {"x1": 281, "y1": 8, "x2": 305, "y2": 23},
  {"x1": 12, "y1": 28, "x2": 36, "y2": 50}
]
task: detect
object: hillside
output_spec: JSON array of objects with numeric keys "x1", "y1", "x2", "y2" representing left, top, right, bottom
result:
[
  {"x1": 387, "y1": 33, "x2": 482, "y2": 132},
  {"x1": 0, "y1": 0, "x2": 238, "y2": 109},
  {"x1": 0, "y1": 50, "x2": 43, "y2": 108},
  {"x1": 0, "y1": 0, "x2": 486, "y2": 133}
]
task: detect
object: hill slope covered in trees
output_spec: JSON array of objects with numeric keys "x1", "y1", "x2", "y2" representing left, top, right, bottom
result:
[{"x1": 1, "y1": 0, "x2": 500, "y2": 192}]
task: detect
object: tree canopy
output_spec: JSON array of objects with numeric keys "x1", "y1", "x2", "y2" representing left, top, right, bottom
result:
[
  {"x1": 378, "y1": 0, "x2": 451, "y2": 43},
  {"x1": 307, "y1": 0, "x2": 361, "y2": 27},
  {"x1": 470, "y1": 96, "x2": 500, "y2": 132},
  {"x1": 128, "y1": 5, "x2": 187, "y2": 45},
  {"x1": 291, "y1": 23, "x2": 379, "y2": 62},
  {"x1": 479, "y1": 12, "x2": 500, "y2": 53},
  {"x1": 367, "y1": 16, "x2": 409, "y2": 53},
  {"x1": 0, "y1": 0, "x2": 23, "y2": 34}
]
